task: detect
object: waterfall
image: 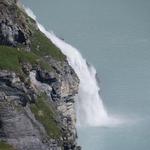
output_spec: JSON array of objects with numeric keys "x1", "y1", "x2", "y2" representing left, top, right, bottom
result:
[
  {"x1": 45, "y1": 33, "x2": 110, "y2": 126},
  {"x1": 25, "y1": 8, "x2": 113, "y2": 127}
]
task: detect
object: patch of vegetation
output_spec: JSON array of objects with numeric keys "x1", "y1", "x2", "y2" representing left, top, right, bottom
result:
[
  {"x1": 31, "y1": 30, "x2": 66, "y2": 61},
  {"x1": 0, "y1": 141, "x2": 15, "y2": 150},
  {"x1": 0, "y1": 46, "x2": 52, "y2": 73},
  {"x1": 0, "y1": 46, "x2": 37, "y2": 72},
  {"x1": 30, "y1": 94, "x2": 62, "y2": 139},
  {"x1": 0, "y1": 4, "x2": 66, "y2": 72}
]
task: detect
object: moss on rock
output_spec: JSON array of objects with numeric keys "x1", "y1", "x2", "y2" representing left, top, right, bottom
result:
[
  {"x1": 0, "y1": 46, "x2": 53, "y2": 73},
  {"x1": 0, "y1": 141, "x2": 15, "y2": 150},
  {"x1": 30, "y1": 94, "x2": 62, "y2": 139},
  {"x1": 30, "y1": 30, "x2": 66, "y2": 61}
]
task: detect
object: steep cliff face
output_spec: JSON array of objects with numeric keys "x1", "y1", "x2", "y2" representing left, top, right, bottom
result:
[
  {"x1": 0, "y1": 0, "x2": 31, "y2": 48},
  {"x1": 0, "y1": 0, "x2": 80, "y2": 149}
]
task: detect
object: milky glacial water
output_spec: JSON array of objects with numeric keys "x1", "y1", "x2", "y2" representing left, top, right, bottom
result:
[{"x1": 22, "y1": 0, "x2": 150, "y2": 150}]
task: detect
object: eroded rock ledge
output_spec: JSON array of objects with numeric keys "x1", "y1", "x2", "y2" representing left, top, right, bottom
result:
[{"x1": 0, "y1": 0, "x2": 81, "y2": 149}]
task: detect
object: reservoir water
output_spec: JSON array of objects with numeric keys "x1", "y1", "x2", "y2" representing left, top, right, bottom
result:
[{"x1": 22, "y1": 0, "x2": 150, "y2": 150}]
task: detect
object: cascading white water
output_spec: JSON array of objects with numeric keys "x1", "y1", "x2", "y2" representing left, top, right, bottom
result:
[
  {"x1": 45, "y1": 33, "x2": 110, "y2": 126},
  {"x1": 25, "y1": 7, "x2": 113, "y2": 127}
]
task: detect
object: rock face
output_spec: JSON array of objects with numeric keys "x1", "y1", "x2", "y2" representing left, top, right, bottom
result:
[
  {"x1": 0, "y1": 0, "x2": 32, "y2": 48},
  {"x1": 0, "y1": 0, "x2": 81, "y2": 149},
  {"x1": 36, "y1": 56, "x2": 80, "y2": 148}
]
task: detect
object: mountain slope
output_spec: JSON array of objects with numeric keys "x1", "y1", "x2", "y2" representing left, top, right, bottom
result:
[{"x1": 0, "y1": 0, "x2": 80, "y2": 149}]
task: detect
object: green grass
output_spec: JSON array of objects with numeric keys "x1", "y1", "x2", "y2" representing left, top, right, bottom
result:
[
  {"x1": 0, "y1": 0, "x2": 66, "y2": 71},
  {"x1": 0, "y1": 46, "x2": 38, "y2": 72},
  {"x1": 31, "y1": 30, "x2": 66, "y2": 61},
  {"x1": 30, "y1": 94, "x2": 62, "y2": 139},
  {"x1": 0, "y1": 141, "x2": 15, "y2": 150},
  {"x1": 0, "y1": 46, "x2": 52, "y2": 73}
]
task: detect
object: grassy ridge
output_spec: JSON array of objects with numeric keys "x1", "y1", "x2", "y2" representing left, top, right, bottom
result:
[
  {"x1": 31, "y1": 30, "x2": 66, "y2": 61},
  {"x1": 0, "y1": 46, "x2": 38, "y2": 72},
  {"x1": 0, "y1": 45, "x2": 53, "y2": 73}
]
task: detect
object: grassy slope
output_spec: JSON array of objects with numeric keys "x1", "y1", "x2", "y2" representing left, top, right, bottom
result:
[
  {"x1": 0, "y1": 45, "x2": 54, "y2": 72},
  {"x1": 0, "y1": 142, "x2": 15, "y2": 150},
  {"x1": 30, "y1": 94, "x2": 62, "y2": 139},
  {"x1": 31, "y1": 30, "x2": 66, "y2": 61},
  {"x1": 0, "y1": 3, "x2": 66, "y2": 72},
  {"x1": 0, "y1": 46, "x2": 38, "y2": 72}
]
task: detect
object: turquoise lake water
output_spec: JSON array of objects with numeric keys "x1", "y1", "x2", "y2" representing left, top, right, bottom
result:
[{"x1": 22, "y1": 0, "x2": 150, "y2": 149}]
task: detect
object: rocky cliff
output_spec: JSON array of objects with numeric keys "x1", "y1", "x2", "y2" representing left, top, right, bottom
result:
[{"x1": 0, "y1": 0, "x2": 80, "y2": 149}]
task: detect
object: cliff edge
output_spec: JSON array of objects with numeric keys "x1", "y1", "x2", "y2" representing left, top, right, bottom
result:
[{"x1": 0, "y1": 0, "x2": 80, "y2": 149}]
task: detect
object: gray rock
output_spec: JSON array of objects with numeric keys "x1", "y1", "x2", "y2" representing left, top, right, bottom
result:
[
  {"x1": 0, "y1": 68, "x2": 80, "y2": 149},
  {"x1": 0, "y1": 0, "x2": 31, "y2": 49},
  {"x1": 0, "y1": 0, "x2": 81, "y2": 149}
]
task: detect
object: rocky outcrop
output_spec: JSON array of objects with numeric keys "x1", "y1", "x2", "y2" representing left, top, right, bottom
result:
[
  {"x1": 0, "y1": 0, "x2": 33, "y2": 49},
  {"x1": 0, "y1": 65, "x2": 80, "y2": 150},
  {"x1": 35, "y1": 56, "x2": 80, "y2": 149},
  {"x1": 0, "y1": 0, "x2": 81, "y2": 149}
]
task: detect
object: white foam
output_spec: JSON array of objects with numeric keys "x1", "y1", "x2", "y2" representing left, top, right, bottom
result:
[{"x1": 25, "y1": 7, "x2": 37, "y2": 20}]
